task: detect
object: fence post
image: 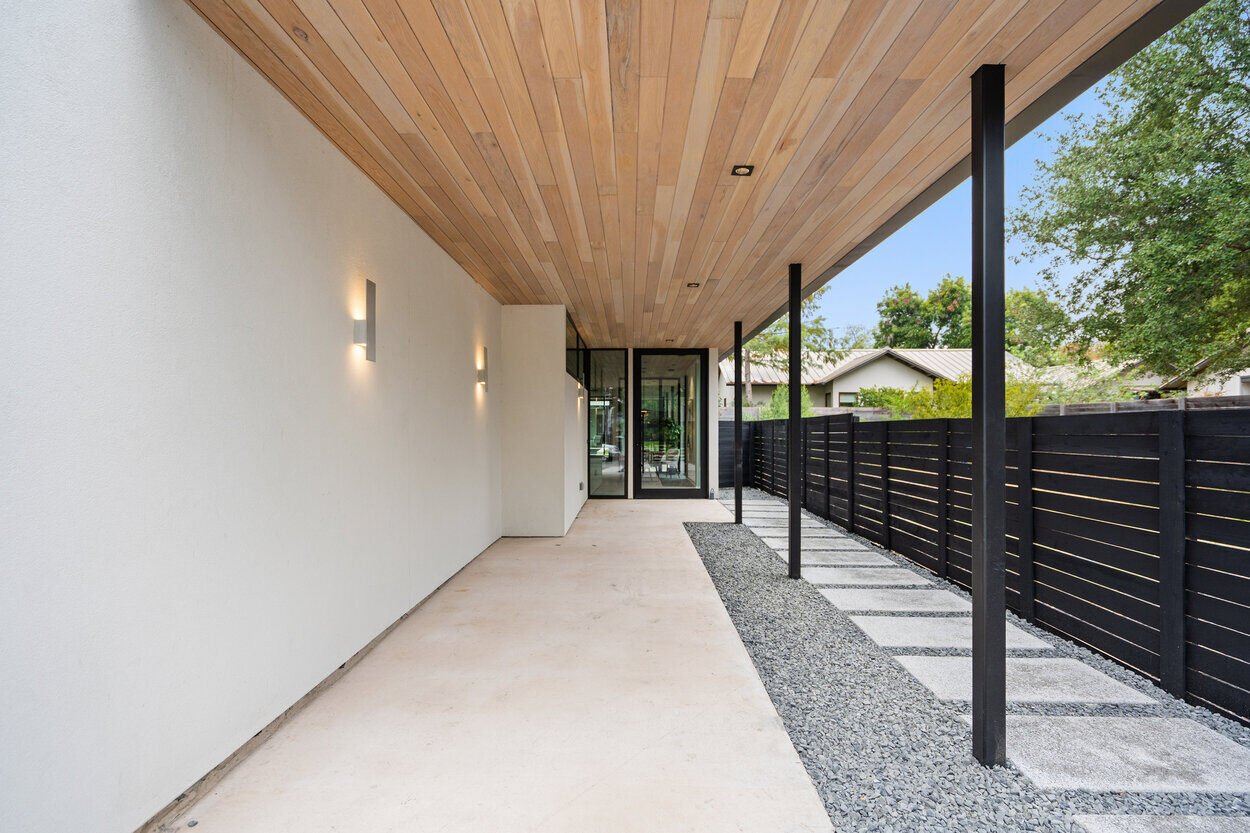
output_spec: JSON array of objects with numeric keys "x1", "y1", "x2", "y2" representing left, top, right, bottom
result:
[
  {"x1": 1017, "y1": 418, "x2": 1036, "y2": 621},
  {"x1": 1158, "y1": 409, "x2": 1187, "y2": 698},
  {"x1": 847, "y1": 416, "x2": 857, "y2": 532},
  {"x1": 802, "y1": 418, "x2": 809, "y2": 513},
  {"x1": 824, "y1": 415, "x2": 832, "y2": 520},
  {"x1": 936, "y1": 419, "x2": 950, "y2": 580},
  {"x1": 767, "y1": 422, "x2": 775, "y2": 495},
  {"x1": 881, "y1": 421, "x2": 892, "y2": 551}
]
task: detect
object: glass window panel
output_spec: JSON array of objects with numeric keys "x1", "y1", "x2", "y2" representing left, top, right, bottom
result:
[{"x1": 587, "y1": 350, "x2": 626, "y2": 497}]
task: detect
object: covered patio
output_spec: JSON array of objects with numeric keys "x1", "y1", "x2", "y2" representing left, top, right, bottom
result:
[{"x1": 4, "y1": 1, "x2": 1246, "y2": 832}]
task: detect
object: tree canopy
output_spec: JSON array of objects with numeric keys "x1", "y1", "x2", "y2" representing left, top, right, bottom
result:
[
  {"x1": 745, "y1": 286, "x2": 849, "y2": 373},
  {"x1": 1011, "y1": 0, "x2": 1250, "y2": 382},
  {"x1": 755, "y1": 383, "x2": 815, "y2": 420},
  {"x1": 1005, "y1": 288, "x2": 1073, "y2": 366},
  {"x1": 872, "y1": 275, "x2": 971, "y2": 348}
]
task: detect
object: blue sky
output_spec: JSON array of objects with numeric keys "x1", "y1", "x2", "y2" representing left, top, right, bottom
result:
[{"x1": 812, "y1": 85, "x2": 1106, "y2": 335}]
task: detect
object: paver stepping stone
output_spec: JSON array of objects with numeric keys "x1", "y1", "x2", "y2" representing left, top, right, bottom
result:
[
  {"x1": 1074, "y1": 817, "x2": 1250, "y2": 833},
  {"x1": 898, "y1": 656, "x2": 1154, "y2": 704},
  {"x1": 849, "y1": 615, "x2": 1048, "y2": 649},
  {"x1": 820, "y1": 588, "x2": 972, "y2": 613},
  {"x1": 749, "y1": 525, "x2": 843, "y2": 536},
  {"x1": 806, "y1": 567, "x2": 930, "y2": 586},
  {"x1": 777, "y1": 551, "x2": 895, "y2": 567},
  {"x1": 762, "y1": 538, "x2": 870, "y2": 552},
  {"x1": 991, "y1": 716, "x2": 1250, "y2": 792}
]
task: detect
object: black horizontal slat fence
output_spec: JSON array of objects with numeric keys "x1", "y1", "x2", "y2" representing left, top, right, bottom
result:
[{"x1": 734, "y1": 409, "x2": 1250, "y2": 724}]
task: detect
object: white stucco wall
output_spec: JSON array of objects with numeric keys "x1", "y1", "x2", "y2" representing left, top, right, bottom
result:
[
  {"x1": 0, "y1": 4, "x2": 504, "y2": 832},
  {"x1": 500, "y1": 305, "x2": 585, "y2": 535}
]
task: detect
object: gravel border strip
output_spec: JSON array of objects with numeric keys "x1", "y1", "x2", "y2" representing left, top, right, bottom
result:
[
  {"x1": 687, "y1": 510, "x2": 1249, "y2": 832},
  {"x1": 722, "y1": 488, "x2": 1250, "y2": 736}
]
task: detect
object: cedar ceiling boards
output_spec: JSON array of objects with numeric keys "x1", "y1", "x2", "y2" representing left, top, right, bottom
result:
[{"x1": 187, "y1": 0, "x2": 1166, "y2": 349}]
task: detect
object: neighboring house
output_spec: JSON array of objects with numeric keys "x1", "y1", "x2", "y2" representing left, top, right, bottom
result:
[
  {"x1": 1158, "y1": 355, "x2": 1250, "y2": 397},
  {"x1": 1036, "y1": 357, "x2": 1250, "y2": 399},
  {"x1": 1033, "y1": 360, "x2": 1166, "y2": 397},
  {"x1": 719, "y1": 348, "x2": 1026, "y2": 409}
]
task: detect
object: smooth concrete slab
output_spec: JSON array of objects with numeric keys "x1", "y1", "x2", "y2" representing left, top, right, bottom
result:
[
  {"x1": 777, "y1": 550, "x2": 895, "y2": 567},
  {"x1": 849, "y1": 615, "x2": 1048, "y2": 649},
  {"x1": 820, "y1": 588, "x2": 972, "y2": 613},
  {"x1": 898, "y1": 656, "x2": 1154, "y2": 704},
  {"x1": 175, "y1": 501, "x2": 833, "y2": 833},
  {"x1": 994, "y1": 716, "x2": 1250, "y2": 792},
  {"x1": 1074, "y1": 817, "x2": 1250, "y2": 833},
  {"x1": 805, "y1": 567, "x2": 931, "y2": 586}
]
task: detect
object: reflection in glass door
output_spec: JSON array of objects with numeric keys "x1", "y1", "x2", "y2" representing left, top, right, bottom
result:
[
  {"x1": 587, "y1": 350, "x2": 626, "y2": 497},
  {"x1": 633, "y1": 350, "x2": 708, "y2": 498}
]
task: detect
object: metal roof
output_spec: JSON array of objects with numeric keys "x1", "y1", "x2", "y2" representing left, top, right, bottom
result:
[{"x1": 722, "y1": 349, "x2": 1028, "y2": 386}]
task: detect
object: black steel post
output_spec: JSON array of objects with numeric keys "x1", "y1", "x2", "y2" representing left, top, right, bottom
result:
[
  {"x1": 971, "y1": 63, "x2": 1007, "y2": 767},
  {"x1": 734, "y1": 321, "x2": 744, "y2": 524},
  {"x1": 788, "y1": 263, "x2": 802, "y2": 580}
]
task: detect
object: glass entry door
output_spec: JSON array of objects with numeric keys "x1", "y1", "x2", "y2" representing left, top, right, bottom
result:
[{"x1": 633, "y1": 349, "x2": 708, "y2": 498}]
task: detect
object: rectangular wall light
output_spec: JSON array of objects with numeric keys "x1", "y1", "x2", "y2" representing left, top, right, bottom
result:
[
  {"x1": 353, "y1": 278, "x2": 376, "y2": 361},
  {"x1": 477, "y1": 346, "x2": 488, "y2": 390}
]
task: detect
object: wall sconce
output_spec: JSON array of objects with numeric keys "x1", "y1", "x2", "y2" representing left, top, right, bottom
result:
[
  {"x1": 476, "y1": 347, "x2": 488, "y2": 390},
  {"x1": 353, "y1": 279, "x2": 376, "y2": 362}
]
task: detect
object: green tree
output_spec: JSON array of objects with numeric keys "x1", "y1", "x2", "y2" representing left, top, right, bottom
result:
[
  {"x1": 739, "y1": 286, "x2": 849, "y2": 403},
  {"x1": 858, "y1": 377, "x2": 1044, "y2": 419},
  {"x1": 756, "y1": 384, "x2": 815, "y2": 420},
  {"x1": 929, "y1": 275, "x2": 972, "y2": 348},
  {"x1": 871, "y1": 276, "x2": 972, "y2": 348},
  {"x1": 1011, "y1": 0, "x2": 1250, "y2": 383},
  {"x1": 873, "y1": 283, "x2": 935, "y2": 347},
  {"x1": 1005, "y1": 288, "x2": 1073, "y2": 366}
]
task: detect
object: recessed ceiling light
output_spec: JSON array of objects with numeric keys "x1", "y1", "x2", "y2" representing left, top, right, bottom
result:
[
  {"x1": 731, "y1": 164, "x2": 754, "y2": 176},
  {"x1": 686, "y1": 282, "x2": 700, "y2": 288}
]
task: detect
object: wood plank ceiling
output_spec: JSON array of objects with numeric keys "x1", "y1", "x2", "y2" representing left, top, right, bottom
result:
[{"x1": 188, "y1": 0, "x2": 1162, "y2": 349}]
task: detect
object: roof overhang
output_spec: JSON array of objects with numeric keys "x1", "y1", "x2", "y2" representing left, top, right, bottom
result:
[{"x1": 186, "y1": 0, "x2": 1203, "y2": 352}]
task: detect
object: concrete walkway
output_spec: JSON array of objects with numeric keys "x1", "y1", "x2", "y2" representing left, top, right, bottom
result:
[{"x1": 171, "y1": 500, "x2": 832, "y2": 833}]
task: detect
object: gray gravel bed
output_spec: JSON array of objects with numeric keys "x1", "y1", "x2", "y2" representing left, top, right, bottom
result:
[
  {"x1": 724, "y1": 489, "x2": 1250, "y2": 742},
  {"x1": 687, "y1": 517, "x2": 1250, "y2": 832},
  {"x1": 896, "y1": 647, "x2": 1058, "y2": 658}
]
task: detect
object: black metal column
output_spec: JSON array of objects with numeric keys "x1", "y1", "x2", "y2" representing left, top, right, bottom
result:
[
  {"x1": 971, "y1": 63, "x2": 1007, "y2": 767},
  {"x1": 788, "y1": 263, "x2": 802, "y2": 580},
  {"x1": 734, "y1": 320, "x2": 744, "y2": 524}
]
